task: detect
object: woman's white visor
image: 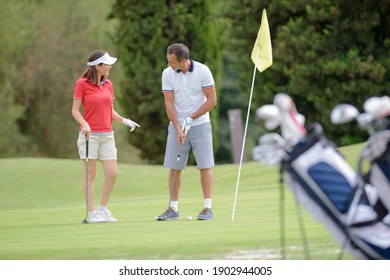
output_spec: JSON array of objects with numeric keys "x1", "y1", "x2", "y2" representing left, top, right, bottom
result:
[{"x1": 87, "y1": 52, "x2": 117, "y2": 66}]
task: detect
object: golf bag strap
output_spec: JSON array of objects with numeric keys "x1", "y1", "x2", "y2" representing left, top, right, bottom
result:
[
  {"x1": 373, "y1": 199, "x2": 389, "y2": 221},
  {"x1": 349, "y1": 217, "x2": 381, "y2": 228},
  {"x1": 278, "y1": 166, "x2": 287, "y2": 260},
  {"x1": 359, "y1": 169, "x2": 389, "y2": 220}
]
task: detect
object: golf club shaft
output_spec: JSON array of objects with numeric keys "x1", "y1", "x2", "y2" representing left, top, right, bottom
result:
[
  {"x1": 169, "y1": 142, "x2": 182, "y2": 208},
  {"x1": 84, "y1": 139, "x2": 89, "y2": 221}
]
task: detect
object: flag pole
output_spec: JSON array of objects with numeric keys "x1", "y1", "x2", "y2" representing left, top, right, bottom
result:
[
  {"x1": 231, "y1": 8, "x2": 272, "y2": 221},
  {"x1": 232, "y1": 63, "x2": 257, "y2": 221}
]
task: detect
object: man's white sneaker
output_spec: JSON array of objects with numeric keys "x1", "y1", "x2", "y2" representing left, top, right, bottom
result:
[
  {"x1": 89, "y1": 212, "x2": 107, "y2": 223},
  {"x1": 97, "y1": 209, "x2": 118, "y2": 222}
]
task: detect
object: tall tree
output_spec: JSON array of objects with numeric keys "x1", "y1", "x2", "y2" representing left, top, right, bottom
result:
[
  {"x1": 0, "y1": 0, "x2": 120, "y2": 158},
  {"x1": 0, "y1": 1, "x2": 36, "y2": 156},
  {"x1": 110, "y1": 0, "x2": 224, "y2": 164},
  {"x1": 226, "y1": 0, "x2": 390, "y2": 146}
]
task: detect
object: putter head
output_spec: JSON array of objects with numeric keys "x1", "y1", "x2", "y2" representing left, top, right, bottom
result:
[
  {"x1": 82, "y1": 219, "x2": 89, "y2": 224},
  {"x1": 330, "y1": 103, "x2": 359, "y2": 124}
]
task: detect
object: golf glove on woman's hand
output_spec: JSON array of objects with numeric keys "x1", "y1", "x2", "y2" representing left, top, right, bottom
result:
[{"x1": 122, "y1": 118, "x2": 140, "y2": 132}]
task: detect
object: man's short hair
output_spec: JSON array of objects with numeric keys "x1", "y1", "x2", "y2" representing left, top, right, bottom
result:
[{"x1": 167, "y1": 43, "x2": 190, "y2": 61}]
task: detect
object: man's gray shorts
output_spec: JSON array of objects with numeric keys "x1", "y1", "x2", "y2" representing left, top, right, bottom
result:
[{"x1": 164, "y1": 122, "x2": 215, "y2": 170}]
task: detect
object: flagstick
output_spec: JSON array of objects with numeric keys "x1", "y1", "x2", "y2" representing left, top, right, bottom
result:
[{"x1": 232, "y1": 64, "x2": 257, "y2": 221}]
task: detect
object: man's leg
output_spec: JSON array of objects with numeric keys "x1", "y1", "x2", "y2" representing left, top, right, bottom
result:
[
  {"x1": 198, "y1": 168, "x2": 214, "y2": 220},
  {"x1": 200, "y1": 168, "x2": 213, "y2": 200}
]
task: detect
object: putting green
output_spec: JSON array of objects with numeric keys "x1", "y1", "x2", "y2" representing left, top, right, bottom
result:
[{"x1": 0, "y1": 147, "x2": 363, "y2": 259}]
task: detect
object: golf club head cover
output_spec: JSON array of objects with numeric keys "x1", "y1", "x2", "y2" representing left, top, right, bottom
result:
[
  {"x1": 274, "y1": 93, "x2": 306, "y2": 146},
  {"x1": 122, "y1": 118, "x2": 140, "y2": 132},
  {"x1": 181, "y1": 117, "x2": 193, "y2": 136},
  {"x1": 255, "y1": 105, "x2": 281, "y2": 130}
]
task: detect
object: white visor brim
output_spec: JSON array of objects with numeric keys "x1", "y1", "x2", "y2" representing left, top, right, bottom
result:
[{"x1": 87, "y1": 52, "x2": 117, "y2": 66}]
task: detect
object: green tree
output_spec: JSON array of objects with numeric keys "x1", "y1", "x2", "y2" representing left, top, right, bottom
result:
[
  {"x1": 0, "y1": 1, "x2": 36, "y2": 156},
  {"x1": 0, "y1": 0, "x2": 127, "y2": 159},
  {"x1": 226, "y1": 0, "x2": 390, "y2": 146},
  {"x1": 110, "y1": 0, "x2": 224, "y2": 164}
]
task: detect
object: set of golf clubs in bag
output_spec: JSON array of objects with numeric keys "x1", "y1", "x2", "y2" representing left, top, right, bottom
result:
[{"x1": 252, "y1": 93, "x2": 390, "y2": 259}]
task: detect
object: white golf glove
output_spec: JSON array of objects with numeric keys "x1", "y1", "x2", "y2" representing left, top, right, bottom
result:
[
  {"x1": 181, "y1": 117, "x2": 193, "y2": 136},
  {"x1": 122, "y1": 118, "x2": 140, "y2": 132}
]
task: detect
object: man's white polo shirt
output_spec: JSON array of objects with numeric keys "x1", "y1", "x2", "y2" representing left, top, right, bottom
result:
[{"x1": 162, "y1": 59, "x2": 215, "y2": 127}]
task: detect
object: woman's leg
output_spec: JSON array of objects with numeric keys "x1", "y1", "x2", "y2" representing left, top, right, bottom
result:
[
  {"x1": 99, "y1": 159, "x2": 117, "y2": 206},
  {"x1": 82, "y1": 159, "x2": 97, "y2": 211}
]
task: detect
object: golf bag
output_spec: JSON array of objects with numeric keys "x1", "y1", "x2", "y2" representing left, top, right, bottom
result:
[
  {"x1": 282, "y1": 124, "x2": 390, "y2": 259},
  {"x1": 358, "y1": 129, "x2": 390, "y2": 218},
  {"x1": 253, "y1": 93, "x2": 390, "y2": 259},
  {"x1": 331, "y1": 98, "x2": 390, "y2": 221}
]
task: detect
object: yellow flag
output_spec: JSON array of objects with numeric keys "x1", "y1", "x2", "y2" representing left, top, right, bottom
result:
[{"x1": 251, "y1": 9, "x2": 272, "y2": 72}]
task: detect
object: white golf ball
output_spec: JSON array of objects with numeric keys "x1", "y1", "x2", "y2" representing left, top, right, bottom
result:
[{"x1": 187, "y1": 216, "x2": 193, "y2": 221}]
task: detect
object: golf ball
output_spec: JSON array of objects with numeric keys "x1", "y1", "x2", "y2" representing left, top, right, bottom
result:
[{"x1": 187, "y1": 216, "x2": 193, "y2": 221}]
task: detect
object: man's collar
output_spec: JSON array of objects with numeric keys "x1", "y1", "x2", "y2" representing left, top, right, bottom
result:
[{"x1": 176, "y1": 58, "x2": 194, "y2": 73}]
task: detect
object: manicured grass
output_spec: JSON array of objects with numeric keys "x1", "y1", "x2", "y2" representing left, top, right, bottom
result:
[{"x1": 0, "y1": 144, "x2": 364, "y2": 259}]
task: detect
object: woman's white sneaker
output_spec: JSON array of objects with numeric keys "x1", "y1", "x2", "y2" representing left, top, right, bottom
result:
[
  {"x1": 89, "y1": 212, "x2": 107, "y2": 223},
  {"x1": 97, "y1": 209, "x2": 118, "y2": 222}
]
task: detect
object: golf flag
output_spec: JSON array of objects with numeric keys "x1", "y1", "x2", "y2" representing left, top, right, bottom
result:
[
  {"x1": 251, "y1": 9, "x2": 272, "y2": 72},
  {"x1": 232, "y1": 9, "x2": 272, "y2": 221}
]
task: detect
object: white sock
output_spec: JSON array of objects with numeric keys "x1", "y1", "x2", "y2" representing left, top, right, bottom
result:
[
  {"x1": 98, "y1": 205, "x2": 107, "y2": 211},
  {"x1": 170, "y1": 201, "x2": 178, "y2": 212},
  {"x1": 89, "y1": 210, "x2": 96, "y2": 217},
  {"x1": 204, "y1": 198, "x2": 212, "y2": 209}
]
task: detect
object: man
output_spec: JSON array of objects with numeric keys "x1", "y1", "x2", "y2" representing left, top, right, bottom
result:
[{"x1": 156, "y1": 43, "x2": 217, "y2": 221}]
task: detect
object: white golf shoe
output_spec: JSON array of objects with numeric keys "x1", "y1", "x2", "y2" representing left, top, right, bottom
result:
[
  {"x1": 97, "y1": 209, "x2": 118, "y2": 222},
  {"x1": 89, "y1": 212, "x2": 107, "y2": 223}
]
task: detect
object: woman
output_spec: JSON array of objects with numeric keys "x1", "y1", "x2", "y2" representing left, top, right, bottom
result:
[{"x1": 72, "y1": 50, "x2": 139, "y2": 223}]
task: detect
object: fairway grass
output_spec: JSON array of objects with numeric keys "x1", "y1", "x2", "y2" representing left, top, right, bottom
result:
[{"x1": 0, "y1": 145, "x2": 364, "y2": 260}]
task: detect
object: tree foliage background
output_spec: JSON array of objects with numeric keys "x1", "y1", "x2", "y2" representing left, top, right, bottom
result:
[
  {"x1": 110, "y1": 0, "x2": 224, "y2": 164},
  {"x1": 0, "y1": 0, "x2": 138, "y2": 162},
  {"x1": 1, "y1": 0, "x2": 389, "y2": 163},
  {"x1": 226, "y1": 0, "x2": 390, "y2": 146}
]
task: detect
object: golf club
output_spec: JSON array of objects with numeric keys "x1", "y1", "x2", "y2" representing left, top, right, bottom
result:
[
  {"x1": 156, "y1": 130, "x2": 184, "y2": 221},
  {"x1": 82, "y1": 138, "x2": 89, "y2": 224},
  {"x1": 274, "y1": 93, "x2": 306, "y2": 146},
  {"x1": 330, "y1": 104, "x2": 359, "y2": 125},
  {"x1": 255, "y1": 104, "x2": 281, "y2": 130},
  {"x1": 169, "y1": 141, "x2": 182, "y2": 208},
  {"x1": 331, "y1": 103, "x2": 381, "y2": 135},
  {"x1": 252, "y1": 133, "x2": 288, "y2": 166},
  {"x1": 364, "y1": 96, "x2": 390, "y2": 119}
]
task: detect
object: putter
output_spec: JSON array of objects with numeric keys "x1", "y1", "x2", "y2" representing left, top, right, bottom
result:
[
  {"x1": 169, "y1": 142, "x2": 182, "y2": 206},
  {"x1": 156, "y1": 139, "x2": 183, "y2": 221},
  {"x1": 156, "y1": 125, "x2": 187, "y2": 221},
  {"x1": 82, "y1": 138, "x2": 89, "y2": 224}
]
